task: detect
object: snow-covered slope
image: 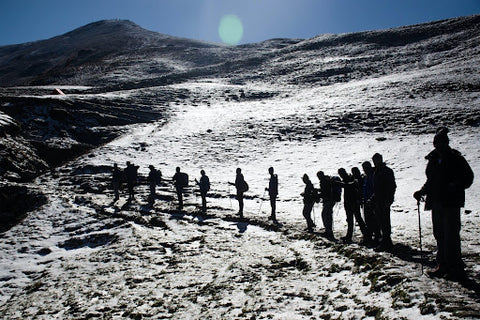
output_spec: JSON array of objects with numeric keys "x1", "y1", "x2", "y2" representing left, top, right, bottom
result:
[{"x1": 0, "y1": 14, "x2": 479, "y2": 319}]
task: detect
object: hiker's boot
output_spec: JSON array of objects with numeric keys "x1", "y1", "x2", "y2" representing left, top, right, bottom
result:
[{"x1": 427, "y1": 266, "x2": 447, "y2": 278}]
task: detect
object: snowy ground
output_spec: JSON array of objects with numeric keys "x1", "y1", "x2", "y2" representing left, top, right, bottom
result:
[{"x1": 1, "y1": 77, "x2": 479, "y2": 319}]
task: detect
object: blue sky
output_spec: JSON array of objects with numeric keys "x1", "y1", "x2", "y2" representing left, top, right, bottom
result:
[{"x1": 0, "y1": 0, "x2": 479, "y2": 46}]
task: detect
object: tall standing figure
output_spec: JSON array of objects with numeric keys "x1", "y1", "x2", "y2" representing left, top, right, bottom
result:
[
  {"x1": 125, "y1": 161, "x2": 139, "y2": 201},
  {"x1": 195, "y1": 170, "x2": 210, "y2": 213},
  {"x1": 338, "y1": 168, "x2": 369, "y2": 243},
  {"x1": 301, "y1": 174, "x2": 316, "y2": 233},
  {"x1": 372, "y1": 153, "x2": 396, "y2": 252},
  {"x1": 362, "y1": 161, "x2": 380, "y2": 245},
  {"x1": 414, "y1": 127, "x2": 474, "y2": 281},
  {"x1": 173, "y1": 167, "x2": 188, "y2": 210},
  {"x1": 317, "y1": 171, "x2": 340, "y2": 239},
  {"x1": 112, "y1": 163, "x2": 122, "y2": 201},
  {"x1": 148, "y1": 165, "x2": 161, "y2": 205},
  {"x1": 229, "y1": 168, "x2": 248, "y2": 218},
  {"x1": 266, "y1": 167, "x2": 279, "y2": 222}
]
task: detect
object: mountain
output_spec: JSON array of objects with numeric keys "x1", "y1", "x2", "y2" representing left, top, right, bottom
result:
[
  {"x1": 1, "y1": 16, "x2": 480, "y2": 319},
  {"x1": 0, "y1": 16, "x2": 479, "y2": 89},
  {"x1": 0, "y1": 15, "x2": 479, "y2": 230}
]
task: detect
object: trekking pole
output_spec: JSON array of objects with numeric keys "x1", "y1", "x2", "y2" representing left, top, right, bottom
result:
[
  {"x1": 312, "y1": 204, "x2": 316, "y2": 225},
  {"x1": 258, "y1": 189, "x2": 267, "y2": 214},
  {"x1": 228, "y1": 183, "x2": 232, "y2": 209},
  {"x1": 417, "y1": 200, "x2": 424, "y2": 275}
]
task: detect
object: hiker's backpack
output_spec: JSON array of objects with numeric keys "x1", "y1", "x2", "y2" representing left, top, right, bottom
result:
[
  {"x1": 178, "y1": 172, "x2": 189, "y2": 188},
  {"x1": 156, "y1": 170, "x2": 162, "y2": 186},
  {"x1": 331, "y1": 176, "x2": 342, "y2": 202},
  {"x1": 242, "y1": 180, "x2": 249, "y2": 193}
]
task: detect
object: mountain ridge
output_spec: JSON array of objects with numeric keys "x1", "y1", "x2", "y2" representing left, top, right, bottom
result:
[{"x1": 1, "y1": 14, "x2": 479, "y2": 88}]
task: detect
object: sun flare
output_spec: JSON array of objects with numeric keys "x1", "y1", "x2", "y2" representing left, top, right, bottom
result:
[{"x1": 218, "y1": 14, "x2": 243, "y2": 45}]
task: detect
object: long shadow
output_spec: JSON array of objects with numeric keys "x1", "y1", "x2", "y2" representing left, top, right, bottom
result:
[{"x1": 391, "y1": 243, "x2": 437, "y2": 269}]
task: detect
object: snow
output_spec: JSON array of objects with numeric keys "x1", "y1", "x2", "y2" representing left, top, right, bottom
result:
[
  {"x1": 1, "y1": 15, "x2": 480, "y2": 319},
  {"x1": 1, "y1": 75, "x2": 479, "y2": 319}
]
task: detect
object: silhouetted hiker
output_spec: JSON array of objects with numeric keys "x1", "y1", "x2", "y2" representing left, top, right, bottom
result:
[
  {"x1": 195, "y1": 170, "x2": 210, "y2": 213},
  {"x1": 414, "y1": 127, "x2": 474, "y2": 281},
  {"x1": 301, "y1": 174, "x2": 316, "y2": 233},
  {"x1": 112, "y1": 163, "x2": 122, "y2": 201},
  {"x1": 265, "y1": 167, "x2": 278, "y2": 222},
  {"x1": 229, "y1": 168, "x2": 248, "y2": 218},
  {"x1": 317, "y1": 171, "x2": 340, "y2": 239},
  {"x1": 338, "y1": 168, "x2": 369, "y2": 244},
  {"x1": 362, "y1": 161, "x2": 381, "y2": 245},
  {"x1": 172, "y1": 167, "x2": 188, "y2": 210},
  {"x1": 147, "y1": 165, "x2": 162, "y2": 205},
  {"x1": 125, "y1": 161, "x2": 139, "y2": 201},
  {"x1": 372, "y1": 153, "x2": 396, "y2": 252}
]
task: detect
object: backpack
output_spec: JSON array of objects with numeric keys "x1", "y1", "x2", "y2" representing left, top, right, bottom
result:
[
  {"x1": 331, "y1": 176, "x2": 342, "y2": 202},
  {"x1": 242, "y1": 180, "x2": 249, "y2": 193},
  {"x1": 177, "y1": 172, "x2": 189, "y2": 188},
  {"x1": 156, "y1": 170, "x2": 162, "y2": 185}
]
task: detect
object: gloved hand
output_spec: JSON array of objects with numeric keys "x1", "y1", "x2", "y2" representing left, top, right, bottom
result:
[{"x1": 413, "y1": 190, "x2": 423, "y2": 202}]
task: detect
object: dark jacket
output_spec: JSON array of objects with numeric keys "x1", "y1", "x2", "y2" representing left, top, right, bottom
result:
[
  {"x1": 268, "y1": 174, "x2": 278, "y2": 196},
  {"x1": 340, "y1": 175, "x2": 358, "y2": 204},
  {"x1": 199, "y1": 175, "x2": 210, "y2": 192},
  {"x1": 363, "y1": 172, "x2": 374, "y2": 203},
  {"x1": 303, "y1": 180, "x2": 316, "y2": 203},
  {"x1": 125, "y1": 165, "x2": 139, "y2": 184},
  {"x1": 373, "y1": 163, "x2": 396, "y2": 204},
  {"x1": 421, "y1": 147, "x2": 474, "y2": 210}
]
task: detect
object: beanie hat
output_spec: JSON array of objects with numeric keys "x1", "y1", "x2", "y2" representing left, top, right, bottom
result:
[{"x1": 434, "y1": 127, "x2": 449, "y2": 144}]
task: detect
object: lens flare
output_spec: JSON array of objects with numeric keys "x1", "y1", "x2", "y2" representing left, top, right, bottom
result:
[{"x1": 218, "y1": 14, "x2": 243, "y2": 45}]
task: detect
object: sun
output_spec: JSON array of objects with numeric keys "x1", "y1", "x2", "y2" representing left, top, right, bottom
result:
[{"x1": 218, "y1": 14, "x2": 243, "y2": 45}]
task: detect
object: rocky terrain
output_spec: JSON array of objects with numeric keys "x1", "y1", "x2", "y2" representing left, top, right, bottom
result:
[{"x1": 0, "y1": 15, "x2": 479, "y2": 319}]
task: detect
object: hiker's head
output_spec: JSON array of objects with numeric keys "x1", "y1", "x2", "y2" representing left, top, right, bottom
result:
[
  {"x1": 200, "y1": 170, "x2": 205, "y2": 176},
  {"x1": 176, "y1": 167, "x2": 180, "y2": 173},
  {"x1": 114, "y1": 163, "x2": 118, "y2": 168},
  {"x1": 236, "y1": 168, "x2": 242, "y2": 174},
  {"x1": 316, "y1": 171, "x2": 325, "y2": 180},
  {"x1": 351, "y1": 167, "x2": 361, "y2": 178},
  {"x1": 433, "y1": 127, "x2": 449, "y2": 153},
  {"x1": 268, "y1": 167, "x2": 274, "y2": 175},
  {"x1": 372, "y1": 153, "x2": 383, "y2": 167},
  {"x1": 362, "y1": 161, "x2": 373, "y2": 174},
  {"x1": 302, "y1": 174, "x2": 310, "y2": 184},
  {"x1": 126, "y1": 161, "x2": 131, "y2": 166},
  {"x1": 338, "y1": 168, "x2": 348, "y2": 180},
  {"x1": 149, "y1": 165, "x2": 154, "y2": 170}
]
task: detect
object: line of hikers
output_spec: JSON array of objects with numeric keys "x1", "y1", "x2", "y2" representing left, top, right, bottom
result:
[
  {"x1": 110, "y1": 127, "x2": 473, "y2": 281},
  {"x1": 300, "y1": 152, "x2": 396, "y2": 253}
]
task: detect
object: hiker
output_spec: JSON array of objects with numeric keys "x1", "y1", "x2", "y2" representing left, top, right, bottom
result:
[
  {"x1": 413, "y1": 127, "x2": 474, "y2": 281},
  {"x1": 147, "y1": 165, "x2": 161, "y2": 205},
  {"x1": 229, "y1": 168, "x2": 248, "y2": 218},
  {"x1": 338, "y1": 168, "x2": 369, "y2": 244},
  {"x1": 301, "y1": 174, "x2": 316, "y2": 233},
  {"x1": 125, "y1": 161, "x2": 139, "y2": 201},
  {"x1": 265, "y1": 167, "x2": 279, "y2": 222},
  {"x1": 371, "y1": 153, "x2": 397, "y2": 252},
  {"x1": 112, "y1": 163, "x2": 122, "y2": 201},
  {"x1": 317, "y1": 171, "x2": 341, "y2": 239},
  {"x1": 172, "y1": 167, "x2": 188, "y2": 210},
  {"x1": 361, "y1": 161, "x2": 381, "y2": 245},
  {"x1": 195, "y1": 170, "x2": 210, "y2": 213}
]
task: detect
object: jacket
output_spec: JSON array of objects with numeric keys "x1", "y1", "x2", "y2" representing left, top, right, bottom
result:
[
  {"x1": 421, "y1": 147, "x2": 474, "y2": 210},
  {"x1": 373, "y1": 163, "x2": 396, "y2": 204}
]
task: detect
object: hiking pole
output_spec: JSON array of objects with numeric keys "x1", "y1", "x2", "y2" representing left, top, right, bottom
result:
[
  {"x1": 258, "y1": 189, "x2": 267, "y2": 214},
  {"x1": 417, "y1": 200, "x2": 424, "y2": 275},
  {"x1": 312, "y1": 204, "x2": 316, "y2": 226},
  {"x1": 228, "y1": 183, "x2": 232, "y2": 209}
]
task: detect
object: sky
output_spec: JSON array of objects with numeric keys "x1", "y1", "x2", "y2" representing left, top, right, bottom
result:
[{"x1": 0, "y1": 0, "x2": 479, "y2": 46}]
